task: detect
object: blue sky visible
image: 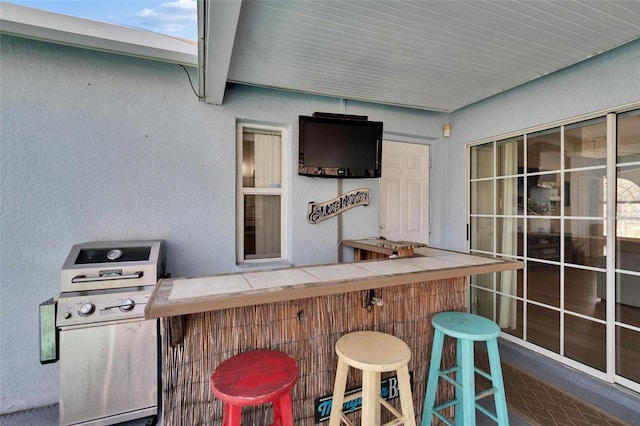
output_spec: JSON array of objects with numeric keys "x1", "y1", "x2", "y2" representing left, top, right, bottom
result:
[{"x1": 6, "y1": 0, "x2": 198, "y2": 40}]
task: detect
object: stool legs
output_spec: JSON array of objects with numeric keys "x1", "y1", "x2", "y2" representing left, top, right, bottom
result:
[
  {"x1": 397, "y1": 364, "x2": 417, "y2": 425},
  {"x1": 455, "y1": 338, "x2": 463, "y2": 424},
  {"x1": 273, "y1": 391, "x2": 295, "y2": 426},
  {"x1": 221, "y1": 397, "x2": 294, "y2": 426},
  {"x1": 361, "y1": 369, "x2": 381, "y2": 425},
  {"x1": 330, "y1": 357, "x2": 416, "y2": 426},
  {"x1": 222, "y1": 404, "x2": 242, "y2": 426},
  {"x1": 422, "y1": 333, "x2": 510, "y2": 426},
  {"x1": 459, "y1": 339, "x2": 475, "y2": 426},
  {"x1": 330, "y1": 331, "x2": 415, "y2": 426},
  {"x1": 421, "y1": 329, "x2": 444, "y2": 426},
  {"x1": 329, "y1": 358, "x2": 350, "y2": 426},
  {"x1": 487, "y1": 339, "x2": 508, "y2": 425}
]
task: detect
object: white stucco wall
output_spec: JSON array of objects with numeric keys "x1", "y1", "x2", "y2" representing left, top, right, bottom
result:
[{"x1": 0, "y1": 35, "x2": 444, "y2": 413}]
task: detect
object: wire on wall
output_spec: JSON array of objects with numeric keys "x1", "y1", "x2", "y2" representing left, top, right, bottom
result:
[{"x1": 178, "y1": 64, "x2": 202, "y2": 99}]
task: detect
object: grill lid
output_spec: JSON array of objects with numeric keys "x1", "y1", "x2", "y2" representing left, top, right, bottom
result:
[
  {"x1": 61, "y1": 240, "x2": 164, "y2": 292},
  {"x1": 74, "y1": 246, "x2": 151, "y2": 264}
]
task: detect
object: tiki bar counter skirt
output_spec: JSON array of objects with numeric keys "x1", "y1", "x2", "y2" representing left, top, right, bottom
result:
[{"x1": 145, "y1": 248, "x2": 523, "y2": 425}]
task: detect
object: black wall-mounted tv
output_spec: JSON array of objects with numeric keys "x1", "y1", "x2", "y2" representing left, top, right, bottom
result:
[{"x1": 298, "y1": 113, "x2": 383, "y2": 178}]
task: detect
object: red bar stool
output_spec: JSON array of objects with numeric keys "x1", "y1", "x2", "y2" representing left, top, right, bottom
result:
[{"x1": 210, "y1": 349, "x2": 298, "y2": 426}]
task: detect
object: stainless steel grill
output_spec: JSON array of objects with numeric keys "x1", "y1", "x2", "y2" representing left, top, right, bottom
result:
[{"x1": 56, "y1": 240, "x2": 165, "y2": 426}]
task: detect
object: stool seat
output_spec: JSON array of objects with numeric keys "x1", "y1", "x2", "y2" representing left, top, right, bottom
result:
[
  {"x1": 431, "y1": 311, "x2": 501, "y2": 341},
  {"x1": 335, "y1": 330, "x2": 412, "y2": 372},
  {"x1": 211, "y1": 349, "x2": 298, "y2": 425},
  {"x1": 329, "y1": 331, "x2": 416, "y2": 426},
  {"x1": 422, "y1": 312, "x2": 509, "y2": 426}
]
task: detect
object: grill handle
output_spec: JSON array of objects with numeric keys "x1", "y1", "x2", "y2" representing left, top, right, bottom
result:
[{"x1": 71, "y1": 271, "x2": 143, "y2": 283}]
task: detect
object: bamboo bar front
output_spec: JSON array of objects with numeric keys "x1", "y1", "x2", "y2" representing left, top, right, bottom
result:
[{"x1": 160, "y1": 277, "x2": 466, "y2": 425}]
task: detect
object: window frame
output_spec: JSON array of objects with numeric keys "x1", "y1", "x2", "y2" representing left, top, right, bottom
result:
[{"x1": 236, "y1": 122, "x2": 289, "y2": 264}]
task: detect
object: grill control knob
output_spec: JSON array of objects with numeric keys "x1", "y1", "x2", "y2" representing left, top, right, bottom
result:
[
  {"x1": 119, "y1": 298, "x2": 135, "y2": 312},
  {"x1": 78, "y1": 302, "x2": 95, "y2": 317}
]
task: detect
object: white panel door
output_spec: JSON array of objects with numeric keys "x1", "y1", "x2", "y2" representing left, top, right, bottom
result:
[{"x1": 379, "y1": 141, "x2": 430, "y2": 243}]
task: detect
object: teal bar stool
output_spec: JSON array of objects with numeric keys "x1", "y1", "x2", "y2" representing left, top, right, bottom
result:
[{"x1": 421, "y1": 312, "x2": 508, "y2": 426}]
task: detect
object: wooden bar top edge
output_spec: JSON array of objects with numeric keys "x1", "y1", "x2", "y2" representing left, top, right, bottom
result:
[{"x1": 145, "y1": 251, "x2": 523, "y2": 319}]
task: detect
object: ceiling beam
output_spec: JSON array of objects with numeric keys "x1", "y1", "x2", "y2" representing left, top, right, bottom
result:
[{"x1": 198, "y1": 0, "x2": 242, "y2": 105}]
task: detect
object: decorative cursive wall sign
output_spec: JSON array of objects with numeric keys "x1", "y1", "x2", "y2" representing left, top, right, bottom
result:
[{"x1": 307, "y1": 188, "x2": 370, "y2": 224}]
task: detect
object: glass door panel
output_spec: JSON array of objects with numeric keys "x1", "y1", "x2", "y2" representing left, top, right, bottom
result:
[
  {"x1": 616, "y1": 274, "x2": 640, "y2": 329},
  {"x1": 526, "y1": 174, "x2": 561, "y2": 216},
  {"x1": 496, "y1": 177, "x2": 519, "y2": 215},
  {"x1": 564, "y1": 314, "x2": 606, "y2": 371},
  {"x1": 565, "y1": 169, "x2": 606, "y2": 217},
  {"x1": 564, "y1": 266, "x2": 606, "y2": 320},
  {"x1": 527, "y1": 262, "x2": 560, "y2": 307},
  {"x1": 496, "y1": 137, "x2": 523, "y2": 177},
  {"x1": 615, "y1": 111, "x2": 640, "y2": 384},
  {"x1": 528, "y1": 128, "x2": 562, "y2": 172},
  {"x1": 471, "y1": 180, "x2": 494, "y2": 214},
  {"x1": 565, "y1": 117, "x2": 607, "y2": 168},
  {"x1": 617, "y1": 326, "x2": 640, "y2": 383},
  {"x1": 564, "y1": 218, "x2": 606, "y2": 267},
  {"x1": 526, "y1": 219, "x2": 561, "y2": 261},
  {"x1": 498, "y1": 268, "x2": 524, "y2": 299},
  {"x1": 617, "y1": 110, "x2": 640, "y2": 164},
  {"x1": 470, "y1": 217, "x2": 494, "y2": 252},
  {"x1": 527, "y1": 304, "x2": 560, "y2": 353},
  {"x1": 497, "y1": 294, "x2": 524, "y2": 339},
  {"x1": 471, "y1": 272, "x2": 494, "y2": 291},
  {"x1": 496, "y1": 217, "x2": 522, "y2": 256},
  {"x1": 470, "y1": 144, "x2": 494, "y2": 179}
]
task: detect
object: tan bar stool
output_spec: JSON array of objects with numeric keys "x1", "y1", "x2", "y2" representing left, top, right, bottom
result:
[{"x1": 329, "y1": 331, "x2": 416, "y2": 426}]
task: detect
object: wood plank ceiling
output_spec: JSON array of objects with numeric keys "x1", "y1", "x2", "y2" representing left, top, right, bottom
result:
[{"x1": 200, "y1": 0, "x2": 640, "y2": 113}]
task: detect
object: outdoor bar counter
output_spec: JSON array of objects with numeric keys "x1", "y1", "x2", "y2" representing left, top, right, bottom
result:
[{"x1": 145, "y1": 247, "x2": 523, "y2": 425}]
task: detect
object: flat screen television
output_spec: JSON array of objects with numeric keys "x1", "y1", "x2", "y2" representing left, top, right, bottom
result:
[{"x1": 298, "y1": 114, "x2": 383, "y2": 178}]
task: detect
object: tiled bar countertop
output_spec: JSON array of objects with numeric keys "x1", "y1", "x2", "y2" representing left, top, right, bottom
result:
[{"x1": 145, "y1": 247, "x2": 523, "y2": 318}]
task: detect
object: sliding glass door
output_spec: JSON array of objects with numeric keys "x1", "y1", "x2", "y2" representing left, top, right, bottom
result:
[
  {"x1": 614, "y1": 110, "x2": 640, "y2": 388},
  {"x1": 468, "y1": 108, "x2": 640, "y2": 391}
]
